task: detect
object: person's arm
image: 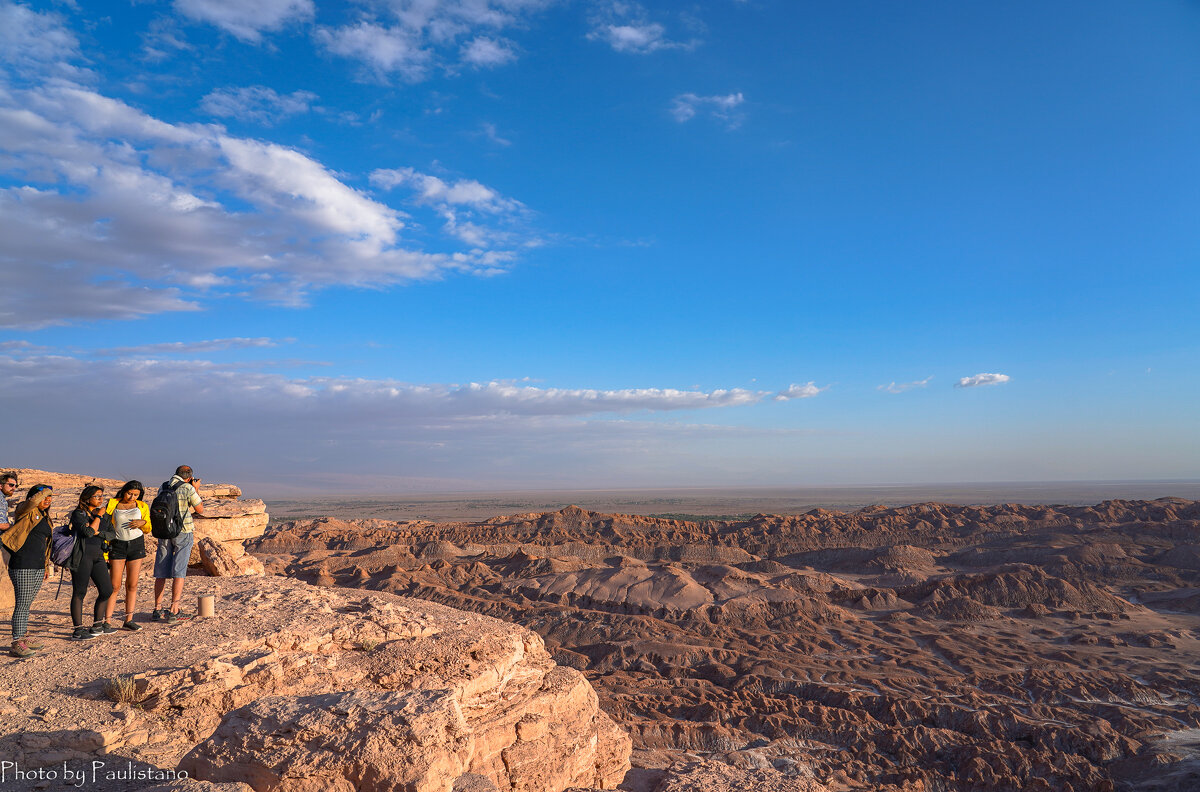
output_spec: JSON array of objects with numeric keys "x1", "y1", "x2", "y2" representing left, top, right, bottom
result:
[
  {"x1": 188, "y1": 483, "x2": 205, "y2": 517},
  {"x1": 135, "y1": 501, "x2": 151, "y2": 532}
]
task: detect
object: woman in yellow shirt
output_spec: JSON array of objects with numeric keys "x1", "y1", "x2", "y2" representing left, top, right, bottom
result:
[{"x1": 104, "y1": 481, "x2": 151, "y2": 630}]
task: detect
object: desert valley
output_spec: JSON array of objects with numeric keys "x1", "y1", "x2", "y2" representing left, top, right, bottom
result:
[{"x1": 1, "y1": 471, "x2": 1199, "y2": 792}]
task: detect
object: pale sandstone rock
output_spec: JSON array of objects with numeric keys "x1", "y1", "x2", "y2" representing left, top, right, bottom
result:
[
  {"x1": 195, "y1": 512, "x2": 271, "y2": 543},
  {"x1": 145, "y1": 781, "x2": 254, "y2": 792},
  {"x1": 187, "y1": 512, "x2": 270, "y2": 566},
  {"x1": 197, "y1": 536, "x2": 264, "y2": 577},
  {"x1": 182, "y1": 689, "x2": 474, "y2": 792},
  {"x1": 452, "y1": 774, "x2": 500, "y2": 792},
  {"x1": 0, "y1": 550, "x2": 13, "y2": 615},
  {"x1": 201, "y1": 498, "x2": 267, "y2": 519},
  {"x1": 148, "y1": 583, "x2": 629, "y2": 792}
]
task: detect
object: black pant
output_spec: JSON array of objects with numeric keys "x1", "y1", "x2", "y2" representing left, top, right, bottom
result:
[{"x1": 71, "y1": 539, "x2": 113, "y2": 626}]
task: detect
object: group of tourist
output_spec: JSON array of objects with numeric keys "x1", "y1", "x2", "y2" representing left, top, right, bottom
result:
[{"x1": 0, "y1": 466, "x2": 205, "y2": 658}]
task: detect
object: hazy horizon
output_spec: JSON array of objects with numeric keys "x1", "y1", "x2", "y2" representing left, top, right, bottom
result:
[{"x1": 260, "y1": 478, "x2": 1200, "y2": 523}]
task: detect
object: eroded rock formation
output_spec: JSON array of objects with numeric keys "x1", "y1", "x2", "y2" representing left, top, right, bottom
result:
[{"x1": 252, "y1": 499, "x2": 1200, "y2": 792}]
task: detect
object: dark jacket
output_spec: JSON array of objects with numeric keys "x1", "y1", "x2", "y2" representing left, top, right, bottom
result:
[{"x1": 66, "y1": 507, "x2": 106, "y2": 573}]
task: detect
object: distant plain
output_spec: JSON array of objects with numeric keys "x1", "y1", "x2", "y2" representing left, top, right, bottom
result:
[{"x1": 265, "y1": 480, "x2": 1200, "y2": 523}]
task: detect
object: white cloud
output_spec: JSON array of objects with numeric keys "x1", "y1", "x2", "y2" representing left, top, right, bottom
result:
[
  {"x1": 955, "y1": 373, "x2": 1011, "y2": 388},
  {"x1": 371, "y1": 167, "x2": 519, "y2": 212},
  {"x1": 587, "y1": 3, "x2": 695, "y2": 54},
  {"x1": 317, "y1": 0, "x2": 552, "y2": 79},
  {"x1": 592, "y1": 23, "x2": 668, "y2": 53},
  {"x1": 460, "y1": 36, "x2": 518, "y2": 67},
  {"x1": 0, "y1": 70, "x2": 528, "y2": 326},
  {"x1": 200, "y1": 86, "x2": 318, "y2": 125},
  {"x1": 878, "y1": 376, "x2": 932, "y2": 394},
  {"x1": 0, "y1": 1, "x2": 88, "y2": 80},
  {"x1": 370, "y1": 166, "x2": 528, "y2": 247},
  {"x1": 774, "y1": 382, "x2": 827, "y2": 401},
  {"x1": 97, "y1": 338, "x2": 286, "y2": 357},
  {"x1": 315, "y1": 21, "x2": 431, "y2": 81},
  {"x1": 173, "y1": 0, "x2": 314, "y2": 44},
  {"x1": 0, "y1": 349, "x2": 773, "y2": 421},
  {"x1": 0, "y1": 346, "x2": 834, "y2": 490},
  {"x1": 671, "y1": 92, "x2": 745, "y2": 128}
]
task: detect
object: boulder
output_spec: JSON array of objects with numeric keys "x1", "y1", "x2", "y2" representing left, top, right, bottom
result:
[
  {"x1": 197, "y1": 536, "x2": 264, "y2": 577},
  {"x1": 181, "y1": 689, "x2": 474, "y2": 792},
  {"x1": 200, "y1": 499, "x2": 267, "y2": 519},
  {"x1": 195, "y1": 512, "x2": 270, "y2": 544}
]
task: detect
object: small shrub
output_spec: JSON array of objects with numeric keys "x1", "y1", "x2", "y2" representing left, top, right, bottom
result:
[
  {"x1": 360, "y1": 639, "x2": 380, "y2": 652},
  {"x1": 103, "y1": 675, "x2": 138, "y2": 704}
]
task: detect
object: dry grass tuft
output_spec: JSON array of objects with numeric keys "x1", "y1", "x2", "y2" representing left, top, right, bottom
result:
[
  {"x1": 102, "y1": 675, "x2": 138, "y2": 704},
  {"x1": 359, "y1": 639, "x2": 380, "y2": 652}
]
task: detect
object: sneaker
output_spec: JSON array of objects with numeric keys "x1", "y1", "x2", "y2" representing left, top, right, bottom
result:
[
  {"x1": 90, "y1": 622, "x2": 118, "y2": 635},
  {"x1": 71, "y1": 626, "x2": 97, "y2": 641},
  {"x1": 164, "y1": 611, "x2": 178, "y2": 625},
  {"x1": 151, "y1": 609, "x2": 165, "y2": 622},
  {"x1": 23, "y1": 637, "x2": 44, "y2": 650},
  {"x1": 9, "y1": 639, "x2": 36, "y2": 658},
  {"x1": 122, "y1": 620, "x2": 142, "y2": 631}
]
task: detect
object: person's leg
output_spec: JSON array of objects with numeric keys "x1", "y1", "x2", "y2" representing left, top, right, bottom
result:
[
  {"x1": 105, "y1": 557, "x2": 126, "y2": 623},
  {"x1": 169, "y1": 533, "x2": 194, "y2": 613},
  {"x1": 152, "y1": 535, "x2": 174, "y2": 613},
  {"x1": 70, "y1": 553, "x2": 93, "y2": 627},
  {"x1": 124, "y1": 557, "x2": 143, "y2": 621},
  {"x1": 90, "y1": 554, "x2": 113, "y2": 624},
  {"x1": 9, "y1": 568, "x2": 41, "y2": 641}
]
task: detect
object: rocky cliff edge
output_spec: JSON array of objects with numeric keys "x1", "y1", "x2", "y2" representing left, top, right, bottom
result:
[{"x1": 0, "y1": 572, "x2": 631, "y2": 792}]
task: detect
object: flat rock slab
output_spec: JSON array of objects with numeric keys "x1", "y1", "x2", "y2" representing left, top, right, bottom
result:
[{"x1": 0, "y1": 571, "x2": 629, "y2": 792}]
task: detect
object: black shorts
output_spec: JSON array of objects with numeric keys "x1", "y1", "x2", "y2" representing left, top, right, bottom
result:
[{"x1": 108, "y1": 535, "x2": 147, "y2": 561}]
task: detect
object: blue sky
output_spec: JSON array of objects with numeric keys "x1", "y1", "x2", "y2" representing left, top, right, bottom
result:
[{"x1": 0, "y1": 0, "x2": 1197, "y2": 494}]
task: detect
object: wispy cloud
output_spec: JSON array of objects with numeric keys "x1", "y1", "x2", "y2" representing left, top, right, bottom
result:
[
  {"x1": 588, "y1": 2, "x2": 697, "y2": 54},
  {"x1": 0, "y1": 340, "x2": 835, "y2": 489},
  {"x1": 96, "y1": 338, "x2": 288, "y2": 357},
  {"x1": 200, "y1": 86, "x2": 318, "y2": 125},
  {"x1": 0, "y1": 347, "x2": 830, "y2": 490},
  {"x1": 0, "y1": 1, "x2": 89, "y2": 80},
  {"x1": 956, "y1": 372, "x2": 1010, "y2": 388},
  {"x1": 315, "y1": 21, "x2": 431, "y2": 82},
  {"x1": 480, "y1": 121, "x2": 511, "y2": 146},
  {"x1": 774, "y1": 382, "x2": 827, "y2": 401},
  {"x1": 173, "y1": 0, "x2": 315, "y2": 44},
  {"x1": 0, "y1": 350, "x2": 780, "y2": 419},
  {"x1": 460, "y1": 36, "x2": 518, "y2": 67},
  {"x1": 140, "y1": 17, "x2": 193, "y2": 62},
  {"x1": 878, "y1": 376, "x2": 932, "y2": 394},
  {"x1": 316, "y1": 0, "x2": 552, "y2": 79},
  {"x1": 370, "y1": 166, "x2": 528, "y2": 248},
  {"x1": 670, "y1": 92, "x2": 745, "y2": 128}
]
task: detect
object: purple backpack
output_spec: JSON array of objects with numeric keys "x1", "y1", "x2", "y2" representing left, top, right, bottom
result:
[{"x1": 50, "y1": 521, "x2": 75, "y2": 568}]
